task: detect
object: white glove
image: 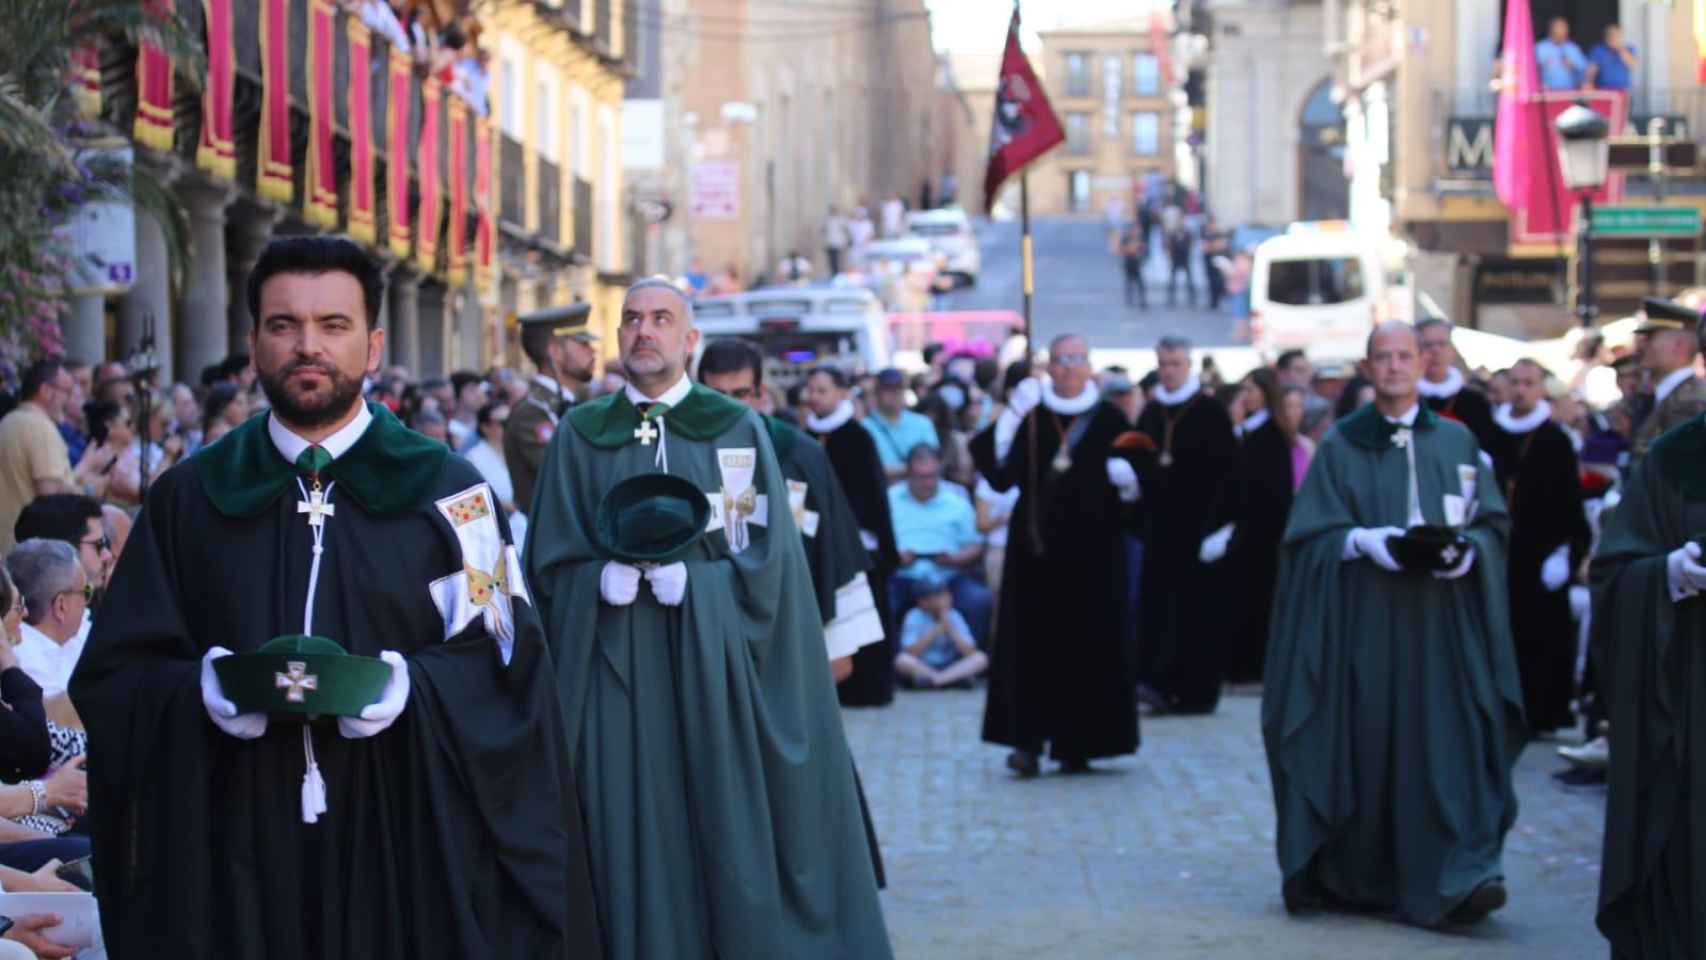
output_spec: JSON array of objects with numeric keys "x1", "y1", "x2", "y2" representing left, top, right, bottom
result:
[
  {"x1": 1199, "y1": 523, "x2": 1234, "y2": 564},
  {"x1": 859, "y1": 529, "x2": 879, "y2": 552},
  {"x1": 1667, "y1": 542, "x2": 1706, "y2": 602},
  {"x1": 1344, "y1": 527, "x2": 1404, "y2": 572},
  {"x1": 1105, "y1": 457, "x2": 1140, "y2": 502},
  {"x1": 645, "y1": 561, "x2": 688, "y2": 606},
  {"x1": 1007, "y1": 377, "x2": 1042, "y2": 419},
  {"x1": 600, "y1": 561, "x2": 642, "y2": 606},
  {"x1": 1541, "y1": 544, "x2": 1571, "y2": 592},
  {"x1": 1433, "y1": 544, "x2": 1477, "y2": 580},
  {"x1": 201, "y1": 646, "x2": 268, "y2": 740},
  {"x1": 338, "y1": 650, "x2": 410, "y2": 739}
]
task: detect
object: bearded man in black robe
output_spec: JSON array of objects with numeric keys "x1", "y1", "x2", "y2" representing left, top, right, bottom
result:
[
  {"x1": 70, "y1": 237, "x2": 600, "y2": 958},
  {"x1": 1134, "y1": 335, "x2": 1239, "y2": 713},
  {"x1": 802, "y1": 365, "x2": 899, "y2": 707},
  {"x1": 1488, "y1": 359, "x2": 1592, "y2": 735},
  {"x1": 1417, "y1": 317, "x2": 1499, "y2": 454},
  {"x1": 970, "y1": 334, "x2": 1140, "y2": 777}
]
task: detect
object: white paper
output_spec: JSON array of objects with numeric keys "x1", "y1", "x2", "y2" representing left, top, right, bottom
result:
[
  {"x1": 1442, "y1": 494, "x2": 1468, "y2": 528},
  {"x1": 1457, "y1": 463, "x2": 1478, "y2": 502},
  {"x1": 0, "y1": 892, "x2": 102, "y2": 949}
]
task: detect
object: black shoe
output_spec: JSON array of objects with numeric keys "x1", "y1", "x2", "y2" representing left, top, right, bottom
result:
[
  {"x1": 1005, "y1": 750, "x2": 1040, "y2": 778},
  {"x1": 1449, "y1": 879, "x2": 1507, "y2": 923},
  {"x1": 1057, "y1": 758, "x2": 1093, "y2": 774}
]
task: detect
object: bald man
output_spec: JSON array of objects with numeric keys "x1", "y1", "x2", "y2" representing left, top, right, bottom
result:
[{"x1": 1263, "y1": 322, "x2": 1523, "y2": 929}]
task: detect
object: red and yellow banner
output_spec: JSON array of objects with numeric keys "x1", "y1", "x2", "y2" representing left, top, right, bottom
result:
[
  {"x1": 133, "y1": 0, "x2": 174, "y2": 150},
  {"x1": 414, "y1": 76, "x2": 443, "y2": 274},
  {"x1": 196, "y1": 0, "x2": 236, "y2": 179},
  {"x1": 70, "y1": 44, "x2": 102, "y2": 120},
  {"x1": 386, "y1": 46, "x2": 412, "y2": 257},
  {"x1": 347, "y1": 19, "x2": 377, "y2": 245},
  {"x1": 446, "y1": 95, "x2": 469, "y2": 284},
  {"x1": 257, "y1": 0, "x2": 293, "y2": 202},
  {"x1": 304, "y1": 0, "x2": 338, "y2": 227},
  {"x1": 474, "y1": 115, "x2": 495, "y2": 293}
]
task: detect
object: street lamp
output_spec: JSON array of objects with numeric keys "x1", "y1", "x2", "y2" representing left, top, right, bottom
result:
[{"x1": 1555, "y1": 101, "x2": 1611, "y2": 326}]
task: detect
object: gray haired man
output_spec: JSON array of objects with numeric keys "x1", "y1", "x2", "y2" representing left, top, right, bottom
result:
[{"x1": 5, "y1": 539, "x2": 89, "y2": 697}]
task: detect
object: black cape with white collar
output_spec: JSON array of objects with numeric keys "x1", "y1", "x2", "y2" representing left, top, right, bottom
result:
[
  {"x1": 1424, "y1": 381, "x2": 1499, "y2": 453},
  {"x1": 70, "y1": 406, "x2": 601, "y2": 958}
]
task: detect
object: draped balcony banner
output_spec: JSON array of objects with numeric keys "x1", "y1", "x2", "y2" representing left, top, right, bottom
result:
[
  {"x1": 413, "y1": 76, "x2": 443, "y2": 274},
  {"x1": 474, "y1": 115, "x2": 494, "y2": 293},
  {"x1": 132, "y1": 0, "x2": 174, "y2": 151},
  {"x1": 257, "y1": 0, "x2": 293, "y2": 202},
  {"x1": 70, "y1": 45, "x2": 102, "y2": 120},
  {"x1": 196, "y1": 0, "x2": 236, "y2": 180},
  {"x1": 346, "y1": 19, "x2": 377, "y2": 244},
  {"x1": 446, "y1": 95, "x2": 468, "y2": 285},
  {"x1": 304, "y1": 0, "x2": 339, "y2": 227},
  {"x1": 385, "y1": 46, "x2": 412, "y2": 257}
]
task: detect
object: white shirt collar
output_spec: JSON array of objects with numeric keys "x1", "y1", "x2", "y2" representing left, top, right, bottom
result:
[
  {"x1": 1655, "y1": 367, "x2": 1695, "y2": 406},
  {"x1": 532, "y1": 373, "x2": 573, "y2": 403},
  {"x1": 1416, "y1": 366, "x2": 1465, "y2": 399},
  {"x1": 806, "y1": 398, "x2": 856, "y2": 434},
  {"x1": 1237, "y1": 409, "x2": 1271, "y2": 437},
  {"x1": 267, "y1": 402, "x2": 374, "y2": 466},
  {"x1": 1381, "y1": 403, "x2": 1420, "y2": 427},
  {"x1": 1041, "y1": 381, "x2": 1100, "y2": 415},
  {"x1": 1494, "y1": 399, "x2": 1551, "y2": 434},
  {"x1": 624, "y1": 374, "x2": 692, "y2": 410},
  {"x1": 1153, "y1": 373, "x2": 1201, "y2": 407}
]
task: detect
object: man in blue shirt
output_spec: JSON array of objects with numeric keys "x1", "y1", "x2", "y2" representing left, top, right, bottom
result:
[
  {"x1": 887, "y1": 444, "x2": 992, "y2": 647},
  {"x1": 1535, "y1": 16, "x2": 1587, "y2": 91},
  {"x1": 1586, "y1": 23, "x2": 1638, "y2": 92},
  {"x1": 861, "y1": 367, "x2": 939, "y2": 480}
]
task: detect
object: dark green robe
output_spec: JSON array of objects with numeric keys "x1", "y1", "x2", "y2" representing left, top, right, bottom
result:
[
  {"x1": 525, "y1": 385, "x2": 892, "y2": 960},
  {"x1": 1262, "y1": 404, "x2": 1524, "y2": 926},
  {"x1": 1592, "y1": 416, "x2": 1706, "y2": 958}
]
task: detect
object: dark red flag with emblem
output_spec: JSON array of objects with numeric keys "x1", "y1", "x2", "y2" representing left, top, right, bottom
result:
[{"x1": 983, "y1": 7, "x2": 1063, "y2": 213}]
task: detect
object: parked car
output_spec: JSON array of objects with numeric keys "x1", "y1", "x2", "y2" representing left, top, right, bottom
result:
[{"x1": 904, "y1": 208, "x2": 980, "y2": 287}]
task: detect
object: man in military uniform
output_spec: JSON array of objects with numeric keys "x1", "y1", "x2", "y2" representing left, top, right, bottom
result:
[
  {"x1": 1630, "y1": 295, "x2": 1706, "y2": 458},
  {"x1": 506, "y1": 302, "x2": 598, "y2": 514}
]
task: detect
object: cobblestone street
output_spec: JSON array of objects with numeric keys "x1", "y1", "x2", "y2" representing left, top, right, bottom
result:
[{"x1": 846, "y1": 689, "x2": 1607, "y2": 959}]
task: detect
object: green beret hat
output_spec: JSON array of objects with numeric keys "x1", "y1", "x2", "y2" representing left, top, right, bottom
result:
[
  {"x1": 212, "y1": 635, "x2": 392, "y2": 717},
  {"x1": 596, "y1": 472, "x2": 710, "y2": 564}
]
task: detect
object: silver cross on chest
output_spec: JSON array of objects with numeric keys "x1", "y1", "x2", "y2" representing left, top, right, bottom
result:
[
  {"x1": 634, "y1": 418, "x2": 660, "y2": 445},
  {"x1": 297, "y1": 488, "x2": 336, "y2": 528},
  {"x1": 1390, "y1": 427, "x2": 1412, "y2": 450},
  {"x1": 275, "y1": 661, "x2": 318, "y2": 703}
]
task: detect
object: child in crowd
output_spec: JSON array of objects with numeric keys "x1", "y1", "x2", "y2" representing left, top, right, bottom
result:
[{"x1": 894, "y1": 575, "x2": 988, "y2": 688}]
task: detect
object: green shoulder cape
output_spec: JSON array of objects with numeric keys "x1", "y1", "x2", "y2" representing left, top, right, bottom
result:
[
  {"x1": 566, "y1": 384, "x2": 748, "y2": 448},
  {"x1": 763, "y1": 414, "x2": 802, "y2": 465},
  {"x1": 193, "y1": 402, "x2": 449, "y2": 517},
  {"x1": 1649, "y1": 413, "x2": 1706, "y2": 500},
  {"x1": 1334, "y1": 401, "x2": 1442, "y2": 452}
]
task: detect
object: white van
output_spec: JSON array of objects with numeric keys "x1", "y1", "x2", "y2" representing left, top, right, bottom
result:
[
  {"x1": 905, "y1": 208, "x2": 980, "y2": 286},
  {"x1": 691, "y1": 287, "x2": 892, "y2": 387},
  {"x1": 1249, "y1": 225, "x2": 1386, "y2": 362}
]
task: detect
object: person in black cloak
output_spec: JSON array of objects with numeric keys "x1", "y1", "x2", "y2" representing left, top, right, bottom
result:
[
  {"x1": 1488, "y1": 359, "x2": 1592, "y2": 735},
  {"x1": 1134, "y1": 335, "x2": 1239, "y2": 713},
  {"x1": 1416, "y1": 317, "x2": 1499, "y2": 455},
  {"x1": 968, "y1": 333, "x2": 1141, "y2": 777},
  {"x1": 802, "y1": 365, "x2": 900, "y2": 707},
  {"x1": 68, "y1": 237, "x2": 601, "y2": 959}
]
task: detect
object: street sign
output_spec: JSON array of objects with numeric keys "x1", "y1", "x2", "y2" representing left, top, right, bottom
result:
[{"x1": 1590, "y1": 205, "x2": 1702, "y2": 238}]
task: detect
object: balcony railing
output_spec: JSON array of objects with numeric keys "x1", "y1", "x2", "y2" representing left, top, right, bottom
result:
[
  {"x1": 573, "y1": 177, "x2": 593, "y2": 257},
  {"x1": 500, "y1": 134, "x2": 526, "y2": 229},
  {"x1": 539, "y1": 157, "x2": 562, "y2": 245}
]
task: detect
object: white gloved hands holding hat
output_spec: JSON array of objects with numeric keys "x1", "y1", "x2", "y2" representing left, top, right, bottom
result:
[
  {"x1": 338, "y1": 651, "x2": 410, "y2": 739},
  {"x1": 201, "y1": 646, "x2": 268, "y2": 740},
  {"x1": 645, "y1": 562, "x2": 688, "y2": 606},
  {"x1": 600, "y1": 561, "x2": 643, "y2": 606}
]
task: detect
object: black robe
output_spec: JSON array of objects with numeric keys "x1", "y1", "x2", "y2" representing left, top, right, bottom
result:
[
  {"x1": 1490, "y1": 419, "x2": 1592, "y2": 734},
  {"x1": 1223, "y1": 419, "x2": 1294, "y2": 684},
  {"x1": 1425, "y1": 385, "x2": 1499, "y2": 454},
  {"x1": 969, "y1": 401, "x2": 1139, "y2": 762},
  {"x1": 69, "y1": 405, "x2": 600, "y2": 959},
  {"x1": 807, "y1": 419, "x2": 900, "y2": 708},
  {"x1": 1135, "y1": 392, "x2": 1240, "y2": 713}
]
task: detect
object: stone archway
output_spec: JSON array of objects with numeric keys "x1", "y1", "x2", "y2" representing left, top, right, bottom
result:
[{"x1": 1297, "y1": 79, "x2": 1349, "y2": 222}]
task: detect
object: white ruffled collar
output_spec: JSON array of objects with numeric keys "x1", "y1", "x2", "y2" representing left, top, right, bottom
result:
[
  {"x1": 805, "y1": 398, "x2": 855, "y2": 434},
  {"x1": 1416, "y1": 366, "x2": 1465, "y2": 399},
  {"x1": 1494, "y1": 400, "x2": 1551, "y2": 434},
  {"x1": 1237, "y1": 409, "x2": 1270, "y2": 436},
  {"x1": 1041, "y1": 381, "x2": 1099, "y2": 415},
  {"x1": 1153, "y1": 373, "x2": 1201, "y2": 407}
]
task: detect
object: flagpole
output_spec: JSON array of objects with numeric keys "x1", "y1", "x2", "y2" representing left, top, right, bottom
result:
[{"x1": 1021, "y1": 174, "x2": 1033, "y2": 349}]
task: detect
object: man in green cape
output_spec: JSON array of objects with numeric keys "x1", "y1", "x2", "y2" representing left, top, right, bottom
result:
[
  {"x1": 525, "y1": 280, "x2": 891, "y2": 959},
  {"x1": 1592, "y1": 338, "x2": 1706, "y2": 956},
  {"x1": 1262, "y1": 321, "x2": 1524, "y2": 928}
]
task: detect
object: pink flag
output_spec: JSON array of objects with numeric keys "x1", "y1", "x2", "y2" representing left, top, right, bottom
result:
[{"x1": 1492, "y1": 0, "x2": 1538, "y2": 209}]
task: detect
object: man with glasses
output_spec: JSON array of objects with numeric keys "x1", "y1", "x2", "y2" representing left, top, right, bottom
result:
[
  {"x1": 3, "y1": 540, "x2": 88, "y2": 698},
  {"x1": 0, "y1": 360, "x2": 77, "y2": 553},
  {"x1": 14, "y1": 493, "x2": 113, "y2": 606},
  {"x1": 970, "y1": 334, "x2": 1144, "y2": 777},
  {"x1": 1416, "y1": 317, "x2": 1499, "y2": 455}
]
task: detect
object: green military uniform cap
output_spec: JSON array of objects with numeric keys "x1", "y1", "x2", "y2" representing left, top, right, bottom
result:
[
  {"x1": 213, "y1": 635, "x2": 393, "y2": 717},
  {"x1": 1636, "y1": 295, "x2": 1701, "y2": 333},
  {"x1": 517, "y1": 301, "x2": 598, "y2": 342},
  {"x1": 596, "y1": 472, "x2": 710, "y2": 565}
]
